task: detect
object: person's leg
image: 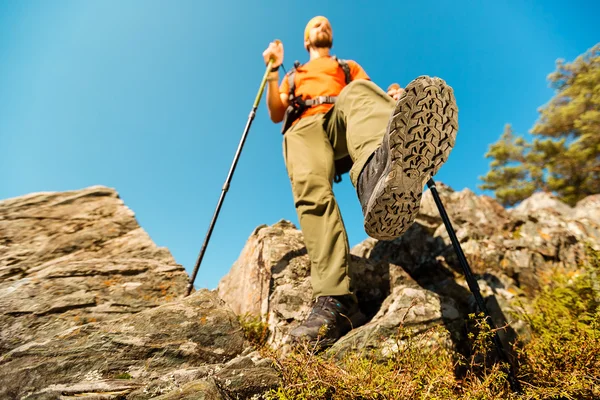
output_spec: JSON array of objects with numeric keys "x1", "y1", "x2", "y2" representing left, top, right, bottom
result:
[
  {"x1": 325, "y1": 79, "x2": 396, "y2": 186},
  {"x1": 282, "y1": 114, "x2": 352, "y2": 299},
  {"x1": 282, "y1": 114, "x2": 365, "y2": 347},
  {"x1": 327, "y1": 76, "x2": 459, "y2": 240}
]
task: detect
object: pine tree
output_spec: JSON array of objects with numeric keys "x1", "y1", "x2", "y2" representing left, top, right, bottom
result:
[
  {"x1": 480, "y1": 43, "x2": 600, "y2": 206},
  {"x1": 479, "y1": 124, "x2": 543, "y2": 206}
]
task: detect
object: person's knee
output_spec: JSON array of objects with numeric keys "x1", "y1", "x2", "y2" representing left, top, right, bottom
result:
[
  {"x1": 291, "y1": 172, "x2": 334, "y2": 211},
  {"x1": 338, "y1": 79, "x2": 380, "y2": 100}
]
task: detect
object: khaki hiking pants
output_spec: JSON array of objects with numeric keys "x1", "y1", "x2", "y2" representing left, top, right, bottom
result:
[{"x1": 282, "y1": 80, "x2": 396, "y2": 299}]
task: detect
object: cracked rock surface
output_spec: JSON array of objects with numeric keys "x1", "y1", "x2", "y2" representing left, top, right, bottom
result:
[
  {"x1": 0, "y1": 186, "x2": 189, "y2": 354},
  {"x1": 3, "y1": 184, "x2": 598, "y2": 399},
  {"x1": 0, "y1": 186, "x2": 279, "y2": 399},
  {"x1": 218, "y1": 185, "x2": 600, "y2": 359}
]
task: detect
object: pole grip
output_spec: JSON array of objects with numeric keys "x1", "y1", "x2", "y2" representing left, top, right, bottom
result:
[{"x1": 254, "y1": 58, "x2": 275, "y2": 109}]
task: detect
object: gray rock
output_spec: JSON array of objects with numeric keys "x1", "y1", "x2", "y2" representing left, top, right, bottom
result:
[
  {"x1": 0, "y1": 186, "x2": 279, "y2": 400},
  {"x1": 2, "y1": 183, "x2": 599, "y2": 399},
  {"x1": 217, "y1": 185, "x2": 599, "y2": 362},
  {"x1": 139, "y1": 378, "x2": 224, "y2": 400},
  {"x1": 0, "y1": 289, "x2": 243, "y2": 398},
  {"x1": 329, "y1": 283, "x2": 461, "y2": 359},
  {"x1": 0, "y1": 186, "x2": 189, "y2": 354},
  {"x1": 574, "y1": 194, "x2": 600, "y2": 224},
  {"x1": 512, "y1": 191, "x2": 574, "y2": 217}
]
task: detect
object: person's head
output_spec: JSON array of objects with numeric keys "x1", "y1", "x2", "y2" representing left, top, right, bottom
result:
[{"x1": 304, "y1": 16, "x2": 333, "y2": 52}]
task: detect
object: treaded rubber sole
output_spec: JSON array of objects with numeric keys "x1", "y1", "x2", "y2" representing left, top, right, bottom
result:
[{"x1": 364, "y1": 76, "x2": 458, "y2": 241}]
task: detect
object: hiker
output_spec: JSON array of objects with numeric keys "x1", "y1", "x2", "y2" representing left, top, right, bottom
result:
[{"x1": 262, "y1": 16, "x2": 458, "y2": 347}]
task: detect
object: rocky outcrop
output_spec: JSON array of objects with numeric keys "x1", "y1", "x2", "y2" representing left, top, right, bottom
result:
[
  {"x1": 573, "y1": 194, "x2": 600, "y2": 224},
  {"x1": 0, "y1": 186, "x2": 279, "y2": 399},
  {"x1": 2, "y1": 183, "x2": 598, "y2": 399},
  {"x1": 217, "y1": 184, "x2": 600, "y2": 360},
  {"x1": 0, "y1": 289, "x2": 279, "y2": 400},
  {"x1": 0, "y1": 186, "x2": 189, "y2": 354}
]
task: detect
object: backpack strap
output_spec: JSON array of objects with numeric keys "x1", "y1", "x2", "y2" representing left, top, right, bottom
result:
[
  {"x1": 334, "y1": 56, "x2": 352, "y2": 84},
  {"x1": 288, "y1": 60, "x2": 301, "y2": 102}
]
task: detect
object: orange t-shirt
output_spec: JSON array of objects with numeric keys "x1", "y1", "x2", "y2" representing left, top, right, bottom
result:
[{"x1": 279, "y1": 56, "x2": 370, "y2": 121}]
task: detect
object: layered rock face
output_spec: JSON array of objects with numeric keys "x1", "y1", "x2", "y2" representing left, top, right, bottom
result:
[
  {"x1": 1, "y1": 183, "x2": 598, "y2": 399},
  {"x1": 218, "y1": 184, "x2": 600, "y2": 358},
  {"x1": 0, "y1": 186, "x2": 189, "y2": 354},
  {"x1": 0, "y1": 186, "x2": 278, "y2": 399}
]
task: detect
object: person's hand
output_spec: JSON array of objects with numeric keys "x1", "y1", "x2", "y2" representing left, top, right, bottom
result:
[
  {"x1": 262, "y1": 40, "x2": 284, "y2": 68},
  {"x1": 387, "y1": 83, "x2": 404, "y2": 101}
]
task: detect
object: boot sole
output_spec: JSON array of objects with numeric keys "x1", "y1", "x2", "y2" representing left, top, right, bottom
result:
[{"x1": 364, "y1": 76, "x2": 458, "y2": 240}]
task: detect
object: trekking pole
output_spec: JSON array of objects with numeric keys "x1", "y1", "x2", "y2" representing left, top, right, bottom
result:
[
  {"x1": 426, "y1": 178, "x2": 521, "y2": 394},
  {"x1": 185, "y1": 50, "x2": 278, "y2": 297}
]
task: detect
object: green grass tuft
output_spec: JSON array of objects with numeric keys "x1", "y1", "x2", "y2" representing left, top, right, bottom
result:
[{"x1": 254, "y1": 244, "x2": 600, "y2": 399}]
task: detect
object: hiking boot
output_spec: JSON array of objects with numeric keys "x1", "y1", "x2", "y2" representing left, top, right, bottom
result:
[
  {"x1": 288, "y1": 295, "x2": 366, "y2": 349},
  {"x1": 358, "y1": 76, "x2": 458, "y2": 240}
]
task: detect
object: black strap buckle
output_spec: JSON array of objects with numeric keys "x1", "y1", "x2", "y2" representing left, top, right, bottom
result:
[{"x1": 290, "y1": 97, "x2": 306, "y2": 110}]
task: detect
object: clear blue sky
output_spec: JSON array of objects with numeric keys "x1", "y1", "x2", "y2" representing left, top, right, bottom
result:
[{"x1": 1, "y1": 1, "x2": 598, "y2": 291}]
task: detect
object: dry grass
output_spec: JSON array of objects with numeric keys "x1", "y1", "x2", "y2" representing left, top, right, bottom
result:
[{"x1": 240, "y1": 245, "x2": 600, "y2": 399}]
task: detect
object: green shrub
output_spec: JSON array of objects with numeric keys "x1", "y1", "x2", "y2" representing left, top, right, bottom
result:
[
  {"x1": 259, "y1": 245, "x2": 600, "y2": 399},
  {"x1": 239, "y1": 313, "x2": 270, "y2": 348}
]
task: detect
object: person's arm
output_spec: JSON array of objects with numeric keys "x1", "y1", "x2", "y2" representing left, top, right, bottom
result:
[
  {"x1": 348, "y1": 60, "x2": 370, "y2": 81},
  {"x1": 262, "y1": 41, "x2": 289, "y2": 123},
  {"x1": 265, "y1": 70, "x2": 289, "y2": 123}
]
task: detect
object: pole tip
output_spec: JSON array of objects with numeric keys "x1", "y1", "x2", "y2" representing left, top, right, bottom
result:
[{"x1": 185, "y1": 283, "x2": 194, "y2": 297}]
